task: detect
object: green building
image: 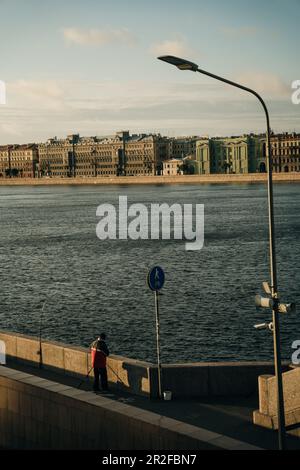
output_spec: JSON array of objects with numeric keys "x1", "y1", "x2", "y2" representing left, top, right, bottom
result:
[{"x1": 195, "y1": 135, "x2": 263, "y2": 174}]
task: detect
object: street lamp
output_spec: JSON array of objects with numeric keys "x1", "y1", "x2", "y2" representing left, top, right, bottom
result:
[{"x1": 158, "y1": 55, "x2": 286, "y2": 450}]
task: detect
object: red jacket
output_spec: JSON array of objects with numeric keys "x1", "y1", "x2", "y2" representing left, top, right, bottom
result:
[{"x1": 90, "y1": 339, "x2": 109, "y2": 368}]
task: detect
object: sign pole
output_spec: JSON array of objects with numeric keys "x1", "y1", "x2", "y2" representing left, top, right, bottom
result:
[
  {"x1": 155, "y1": 289, "x2": 162, "y2": 399},
  {"x1": 147, "y1": 265, "x2": 165, "y2": 400}
]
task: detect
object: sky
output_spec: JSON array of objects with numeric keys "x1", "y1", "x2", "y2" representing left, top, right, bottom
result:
[{"x1": 0, "y1": 0, "x2": 299, "y2": 143}]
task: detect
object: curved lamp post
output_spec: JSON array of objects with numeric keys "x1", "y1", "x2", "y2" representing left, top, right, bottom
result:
[{"x1": 157, "y1": 55, "x2": 286, "y2": 450}]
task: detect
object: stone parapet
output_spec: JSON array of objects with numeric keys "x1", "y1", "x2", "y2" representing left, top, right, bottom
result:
[{"x1": 0, "y1": 330, "x2": 287, "y2": 399}]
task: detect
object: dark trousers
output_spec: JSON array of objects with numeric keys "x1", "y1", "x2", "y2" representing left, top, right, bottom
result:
[{"x1": 93, "y1": 367, "x2": 108, "y2": 391}]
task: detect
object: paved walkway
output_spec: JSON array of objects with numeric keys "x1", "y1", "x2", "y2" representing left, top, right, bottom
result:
[{"x1": 6, "y1": 361, "x2": 300, "y2": 450}]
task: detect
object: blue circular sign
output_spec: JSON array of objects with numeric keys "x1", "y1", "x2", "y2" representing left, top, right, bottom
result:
[{"x1": 147, "y1": 266, "x2": 165, "y2": 291}]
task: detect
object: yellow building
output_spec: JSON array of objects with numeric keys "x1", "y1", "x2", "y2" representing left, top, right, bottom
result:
[
  {"x1": 0, "y1": 145, "x2": 13, "y2": 178},
  {"x1": 168, "y1": 136, "x2": 198, "y2": 159},
  {"x1": 0, "y1": 144, "x2": 38, "y2": 178},
  {"x1": 38, "y1": 132, "x2": 170, "y2": 178},
  {"x1": 269, "y1": 132, "x2": 300, "y2": 173},
  {"x1": 162, "y1": 158, "x2": 183, "y2": 175}
]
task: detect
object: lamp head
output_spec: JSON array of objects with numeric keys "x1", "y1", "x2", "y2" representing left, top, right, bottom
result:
[{"x1": 157, "y1": 55, "x2": 198, "y2": 72}]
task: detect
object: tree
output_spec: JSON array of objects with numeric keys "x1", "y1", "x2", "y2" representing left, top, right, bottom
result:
[
  {"x1": 5, "y1": 168, "x2": 19, "y2": 177},
  {"x1": 223, "y1": 161, "x2": 232, "y2": 174},
  {"x1": 178, "y1": 161, "x2": 195, "y2": 175}
]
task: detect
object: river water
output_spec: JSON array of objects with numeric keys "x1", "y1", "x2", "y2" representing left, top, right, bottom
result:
[{"x1": 0, "y1": 183, "x2": 299, "y2": 363}]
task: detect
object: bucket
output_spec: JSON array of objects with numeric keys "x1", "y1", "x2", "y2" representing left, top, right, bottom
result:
[{"x1": 163, "y1": 390, "x2": 172, "y2": 401}]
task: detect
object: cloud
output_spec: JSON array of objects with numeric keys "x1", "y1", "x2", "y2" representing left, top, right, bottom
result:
[
  {"x1": 0, "y1": 122, "x2": 22, "y2": 137},
  {"x1": 64, "y1": 80, "x2": 227, "y2": 111},
  {"x1": 149, "y1": 37, "x2": 192, "y2": 57},
  {"x1": 7, "y1": 80, "x2": 65, "y2": 111},
  {"x1": 235, "y1": 71, "x2": 290, "y2": 98},
  {"x1": 1, "y1": 77, "x2": 298, "y2": 144},
  {"x1": 62, "y1": 27, "x2": 136, "y2": 47},
  {"x1": 10, "y1": 80, "x2": 63, "y2": 99},
  {"x1": 221, "y1": 26, "x2": 258, "y2": 37}
]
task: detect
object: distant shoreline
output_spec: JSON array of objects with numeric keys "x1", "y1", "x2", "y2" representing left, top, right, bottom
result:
[{"x1": 1, "y1": 173, "x2": 300, "y2": 186}]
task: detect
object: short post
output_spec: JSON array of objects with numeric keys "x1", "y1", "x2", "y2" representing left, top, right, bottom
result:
[{"x1": 38, "y1": 300, "x2": 46, "y2": 369}]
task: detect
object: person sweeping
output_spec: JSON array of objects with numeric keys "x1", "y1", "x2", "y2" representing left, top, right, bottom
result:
[{"x1": 90, "y1": 333, "x2": 109, "y2": 392}]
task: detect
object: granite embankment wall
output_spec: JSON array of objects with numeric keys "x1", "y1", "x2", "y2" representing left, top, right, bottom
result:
[
  {"x1": 0, "y1": 366, "x2": 260, "y2": 450},
  {"x1": 1, "y1": 173, "x2": 300, "y2": 185},
  {"x1": 253, "y1": 367, "x2": 300, "y2": 437},
  {"x1": 0, "y1": 330, "x2": 286, "y2": 398}
]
